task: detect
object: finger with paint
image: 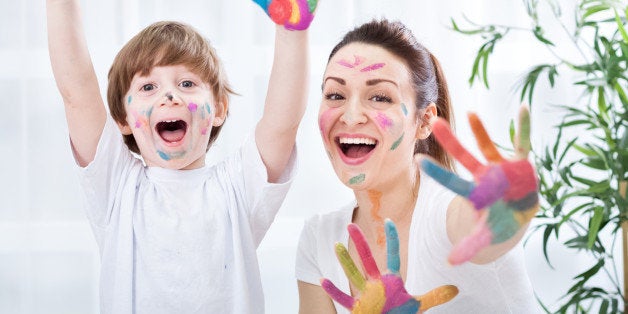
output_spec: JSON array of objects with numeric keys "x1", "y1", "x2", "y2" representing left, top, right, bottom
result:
[
  {"x1": 419, "y1": 105, "x2": 539, "y2": 265},
  {"x1": 321, "y1": 219, "x2": 458, "y2": 313},
  {"x1": 251, "y1": 0, "x2": 319, "y2": 30}
]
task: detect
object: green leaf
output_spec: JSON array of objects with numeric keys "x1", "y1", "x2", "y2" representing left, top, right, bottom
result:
[
  {"x1": 533, "y1": 25, "x2": 555, "y2": 46},
  {"x1": 587, "y1": 206, "x2": 604, "y2": 248}
]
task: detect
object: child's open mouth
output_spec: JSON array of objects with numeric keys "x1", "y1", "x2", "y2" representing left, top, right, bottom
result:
[
  {"x1": 156, "y1": 120, "x2": 188, "y2": 144},
  {"x1": 336, "y1": 136, "x2": 377, "y2": 165}
]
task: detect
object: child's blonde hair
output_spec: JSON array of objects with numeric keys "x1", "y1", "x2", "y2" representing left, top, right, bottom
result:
[{"x1": 107, "y1": 21, "x2": 235, "y2": 154}]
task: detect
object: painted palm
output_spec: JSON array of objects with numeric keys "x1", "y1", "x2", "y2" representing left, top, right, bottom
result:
[
  {"x1": 321, "y1": 220, "x2": 458, "y2": 313},
  {"x1": 251, "y1": 0, "x2": 318, "y2": 30},
  {"x1": 420, "y1": 105, "x2": 539, "y2": 265}
]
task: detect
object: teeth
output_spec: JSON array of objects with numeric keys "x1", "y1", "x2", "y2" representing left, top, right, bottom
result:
[
  {"x1": 338, "y1": 137, "x2": 376, "y2": 145},
  {"x1": 162, "y1": 120, "x2": 179, "y2": 123}
]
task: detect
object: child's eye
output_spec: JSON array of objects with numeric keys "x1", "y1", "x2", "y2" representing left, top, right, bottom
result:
[
  {"x1": 142, "y1": 84, "x2": 156, "y2": 91},
  {"x1": 180, "y1": 80, "x2": 196, "y2": 88},
  {"x1": 325, "y1": 93, "x2": 344, "y2": 101},
  {"x1": 370, "y1": 94, "x2": 392, "y2": 103}
]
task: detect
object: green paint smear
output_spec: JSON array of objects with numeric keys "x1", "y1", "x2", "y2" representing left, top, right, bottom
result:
[
  {"x1": 348, "y1": 173, "x2": 365, "y2": 185},
  {"x1": 390, "y1": 133, "x2": 404, "y2": 150},
  {"x1": 487, "y1": 201, "x2": 520, "y2": 243}
]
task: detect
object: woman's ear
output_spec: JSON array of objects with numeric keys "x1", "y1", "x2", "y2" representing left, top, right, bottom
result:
[
  {"x1": 415, "y1": 102, "x2": 437, "y2": 140},
  {"x1": 212, "y1": 98, "x2": 229, "y2": 127}
]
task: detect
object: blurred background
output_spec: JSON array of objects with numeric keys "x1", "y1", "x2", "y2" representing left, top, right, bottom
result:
[{"x1": 0, "y1": 0, "x2": 622, "y2": 313}]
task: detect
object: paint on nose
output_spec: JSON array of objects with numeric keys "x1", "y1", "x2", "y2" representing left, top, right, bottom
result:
[{"x1": 166, "y1": 93, "x2": 173, "y2": 101}]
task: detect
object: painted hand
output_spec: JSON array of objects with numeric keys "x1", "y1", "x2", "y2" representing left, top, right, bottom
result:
[
  {"x1": 419, "y1": 105, "x2": 539, "y2": 265},
  {"x1": 251, "y1": 0, "x2": 318, "y2": 30},
  {"x1": 321, "y1": 220, "x2": 458, "y2": 313}
]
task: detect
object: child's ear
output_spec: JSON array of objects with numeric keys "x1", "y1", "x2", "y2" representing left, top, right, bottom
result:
[
  {"x1": 212, "y1": 99, "x2": 229, "y2": 127},
  {"x1": 415, "y1": 102, "x2": 437, "y2": 140},
  {"x1": 117, "y1": 122, "x2": 133, "y2": 135}
]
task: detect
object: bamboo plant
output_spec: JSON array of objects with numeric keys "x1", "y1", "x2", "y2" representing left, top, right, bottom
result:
[{"x1": 452, "y1": 0, "x2": 628, "y2": 313}]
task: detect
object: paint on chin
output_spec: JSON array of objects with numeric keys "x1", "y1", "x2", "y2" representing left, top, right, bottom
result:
[
  {"x1": 348, "y1": 173, "x2": 365, "y2": 185},
  {"x1": 157, "y1": 150, "x2": 187, "y2": 161},
  {"x1": 375, "y1": 112, "x2": 394, "y2": 131}
]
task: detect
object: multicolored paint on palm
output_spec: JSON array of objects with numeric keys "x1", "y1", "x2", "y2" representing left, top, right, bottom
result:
[
  {"x1": 367, "y1": 190, "x2": 386, "y2": 247},
  {"x1": 321, "y1": 220, "x2": 459, "y2": 313},
  {"x1": 419, "y1": 105, "x2": 539, "y2": 265},
  {"x1": 252, "y1": 0, "x2": 318, "y2": 30},
  {"x1": 337, "y1": 55, "x2": 386, "y2": 73}
]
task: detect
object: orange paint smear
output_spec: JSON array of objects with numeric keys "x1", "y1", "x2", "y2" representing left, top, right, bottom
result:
[{"x1": 368, "y1": 190, "x2": 385, "y2": 246}]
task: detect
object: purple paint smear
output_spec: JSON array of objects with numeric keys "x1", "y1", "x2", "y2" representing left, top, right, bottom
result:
[
  {"x1": 188, "y1": 102, "x2": 198, "y2": 113},
  {"x1": 337, "y1": 55, "x2": 365, "y2": 68},
  {"x1": 360, "y1": 63, "x2": 385, "y2": 72},
  {"x1": 375, "y1": 112, "x2": 394, "y2": 130}
]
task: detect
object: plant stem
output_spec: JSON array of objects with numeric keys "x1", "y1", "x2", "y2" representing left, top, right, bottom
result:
[{"x1": 620, "y1": 180, "x2": 627, "y2": 312}]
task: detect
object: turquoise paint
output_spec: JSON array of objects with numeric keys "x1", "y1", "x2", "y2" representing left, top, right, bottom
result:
[
  {"x1": 158, "y1": 150, "x2": 171, "y2": 161},
  {"x1": 390, "y1": 133, "x2": 404, "y2": 150},
  {"x1": 401, "y1": 103, "x2": 408, "y2": 116},
  {"x1": 127, "y1": 95, "x2": 132, "y2": 105}
]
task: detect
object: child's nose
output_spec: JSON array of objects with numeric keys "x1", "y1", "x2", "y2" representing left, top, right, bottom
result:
[
  {"x1": 162, "y1": 92, "x2": 182, "y2": 106},
  {"x1": 339, "y1": 99, "x2": 367, "y2": 126}
]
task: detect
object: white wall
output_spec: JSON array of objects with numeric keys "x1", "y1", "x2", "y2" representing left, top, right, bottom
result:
[{"x1": 0, "y1": 0, "x2": 621, "y2": 313}]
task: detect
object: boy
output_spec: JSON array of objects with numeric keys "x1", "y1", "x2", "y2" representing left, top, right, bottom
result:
[{"x1": 46, "y1": 0, "x2": 316, "y2": 312}]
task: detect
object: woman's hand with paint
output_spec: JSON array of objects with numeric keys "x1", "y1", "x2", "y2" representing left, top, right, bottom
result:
[
  {"x1": 321, "y1": 220, "x2": 458, "y2": 313},
  {"x1": 419, "y1": 105, "x2": 539, "y2": 265},
  {"x1": 251, "y1": 0, "x2": 318, "y2": 30}
]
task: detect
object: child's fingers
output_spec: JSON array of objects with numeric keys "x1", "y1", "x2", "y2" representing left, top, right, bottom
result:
[
  {"x1": 320, "y1": 278, "x2": 355, "y2": 310},
  {"x1": 384, "y1": 219, "x2": 400, "y2": 274},
  {"x1": 415, "y1": 285, "x2": 459, "y2": 311},
  {"x1": 431, "y1": 118, "x2": 484, "y2": 174},
  {"x1": 418, "y1": 157, "x2": 475, "y2": 198},
  {"x1": 515, "y1": 105, "x2": 531, "y2": 159},
  {"x1": 334, "y1": 243, "x2": 366, "y2": 291},
  {"x1": 348, "y1": 223, "x2": 381, "y2": 280},
  {"x1": 468, "y1": 112, "x2": 504, "y2": 163}
]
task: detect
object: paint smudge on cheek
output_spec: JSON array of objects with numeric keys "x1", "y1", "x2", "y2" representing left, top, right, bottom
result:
[
  {"x1": 319, "y1": 108, "x2": 335, "y2": 144},
  {"x1": 348, "y1": 173, "x2": 365, "y2": 185},
  {"x1": 360, "y1": 63, "x2": 385, "y2": 72},
  {"x1": 367, "y1": 190, "x2": 385, "y2": 246},
  {"x1": 390, "y1": 133, "x2": 404, "y2": 151},
  {"x1": 401, "y1": 103, "x2": 408, "y2": 116},
  {"x1": 205, "y1": 102, "x2": 212, "y2": 114},
  {"x1": 188, "y1": 102, "x2": 198, "y2": 113},
  {"x1": 375, "y1": 112, "x2": 394, "y2": 131},
  {"x1": 127, "y1": 95, "x2": 132, "y2": 105}
]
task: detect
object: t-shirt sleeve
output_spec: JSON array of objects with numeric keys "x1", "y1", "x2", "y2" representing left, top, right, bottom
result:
[
  {"x1": 295, "y1": 217, "x2": 322, "y2": 285},
  {"x1": 421, "y1": 175, "x2": 458, "y2": 258},
  {"x1": 228, "y1": 132, "x2": 298, "y2": 246},
  {"x1": 75, "y1": 116, "x2": 138, "y2": 228}
]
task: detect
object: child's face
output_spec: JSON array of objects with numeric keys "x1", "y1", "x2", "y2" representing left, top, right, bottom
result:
[
  {"x1": 120, "y1": 65, "x2": 224, "y2": 170},
  {"x1": 319, "y1": 43, "x2": 431, "y2": 190}
]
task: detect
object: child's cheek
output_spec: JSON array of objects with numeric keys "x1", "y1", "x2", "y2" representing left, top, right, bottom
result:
[{"x1": 199, "y1": 101, "x2": 213, "y2": 136}]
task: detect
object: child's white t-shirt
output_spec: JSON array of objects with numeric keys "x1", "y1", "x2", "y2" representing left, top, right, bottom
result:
[
  {"x1": 296, "y1": 175, "x2": 539, "y2": 313},
  {"x1": 76, "y1": 116, "x2": 296, "y2": 314}
]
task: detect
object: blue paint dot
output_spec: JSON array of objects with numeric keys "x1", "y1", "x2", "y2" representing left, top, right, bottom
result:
[
  {"x1": 127, "y1": 95, "x2": 132, "y2": 105},
  {"x1": 157, "y1": 150, "x2": 170, "y2": 161}
]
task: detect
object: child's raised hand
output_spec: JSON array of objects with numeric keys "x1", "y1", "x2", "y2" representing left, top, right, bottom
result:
[
  {"x1": 321, "y1": 220, "x2": 458, "y2": 313},
  {"x1": 419, "y1": 105, "x2": 539, "y2": 265},
  {"x1": 251, "y1": 0, "x2": 318, "y2": 30}
]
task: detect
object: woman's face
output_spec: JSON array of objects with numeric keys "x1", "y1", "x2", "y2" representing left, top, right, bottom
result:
[{"x1": 319, "y1": 43, "x2": 432, "y2": 190}]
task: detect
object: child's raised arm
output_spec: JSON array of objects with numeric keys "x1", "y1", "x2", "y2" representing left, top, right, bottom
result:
[
  {"x1": 251, "y1": 1, "x2": 317, "y2": 182},
  {"x1": 47, "y1": 0, "x2": 106, "y2": 166}
]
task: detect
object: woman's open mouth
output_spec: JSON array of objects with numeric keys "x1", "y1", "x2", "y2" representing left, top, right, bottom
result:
[
  {"x1": 156, "y1": 120, "x2": 188, "y2": 145},
  {"x1": 336, "y1": 136, "x2": 377, "y2": 165}
]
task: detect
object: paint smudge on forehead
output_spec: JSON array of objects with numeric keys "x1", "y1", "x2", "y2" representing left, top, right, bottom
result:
[
  {"x1": 401, "y1": 103, "x2": 408, "y2": 116},
  {"x1": 375, "y1": 112, "x2": 394, "y2": 130},
  {"x1": 337, "y1": 55, "x2": 364, "y2": 68},
  {"x1": 348, "y1": 173, "x2": 365, "y2": 185},
  {"x1": 360, "y1": 63, "x2": 385, "y2": 72},
  {"x1": 390, "y1": 133, "x2": 404, "y2": 151},
  {"x1": 367, "y1": 190, "x2": 385, "y2": 246},
  {"x1": 188, "y1": 102, "x2": 198, "y2": 113}
]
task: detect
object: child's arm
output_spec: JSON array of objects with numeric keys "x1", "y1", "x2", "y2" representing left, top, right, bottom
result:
[
  {"x1": 47, "y1": 0, "x2": 106, "y2": 167},
  {"x1": 252, "y1": 1, "x2": 316, "y2": 183}
]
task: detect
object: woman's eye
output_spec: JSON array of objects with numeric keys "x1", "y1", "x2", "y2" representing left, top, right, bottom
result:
[
  {"x1": 180, "y1": 80, "x2": 195, "y2": 88},
  {"x1": 370, "y1": 94, "x2": 392, "y2": 102},
  {"x1": 141, "y1": 84, "x2": 156, "y2": 91},
  {"x1": 325, "y1": 93, "x2": 344, "y2": 101}
]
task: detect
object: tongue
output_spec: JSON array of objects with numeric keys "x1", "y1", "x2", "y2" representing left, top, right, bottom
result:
[
  {"x1": 160, "y1": 129, "x2": 185, "y2": 143},
  {"x1": 345, "y1": 145, "x2": 373, "y2": 158}
]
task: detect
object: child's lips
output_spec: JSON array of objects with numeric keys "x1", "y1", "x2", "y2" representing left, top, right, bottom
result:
[{"x1": 155, "y1": 119, "x2": 188, "y2": 147}]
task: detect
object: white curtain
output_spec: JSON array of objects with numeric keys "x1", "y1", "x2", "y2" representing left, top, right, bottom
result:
[{"x1": 0, "y1": 0, "x2": 612, "y2": 313}]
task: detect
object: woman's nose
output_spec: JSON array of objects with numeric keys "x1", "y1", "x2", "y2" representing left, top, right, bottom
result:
[{"x1": 339, "y1": 99, "x2": 367, "y2": 126}]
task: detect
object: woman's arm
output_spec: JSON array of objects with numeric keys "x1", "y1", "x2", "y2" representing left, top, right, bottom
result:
[{"x1": 298, "y1": 281, "x2": 336, "y2": 314}]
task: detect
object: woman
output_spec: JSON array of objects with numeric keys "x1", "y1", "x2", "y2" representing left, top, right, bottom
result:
[{"x1": 296, "y1": 19, "x2": 538, "y2": 313}]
